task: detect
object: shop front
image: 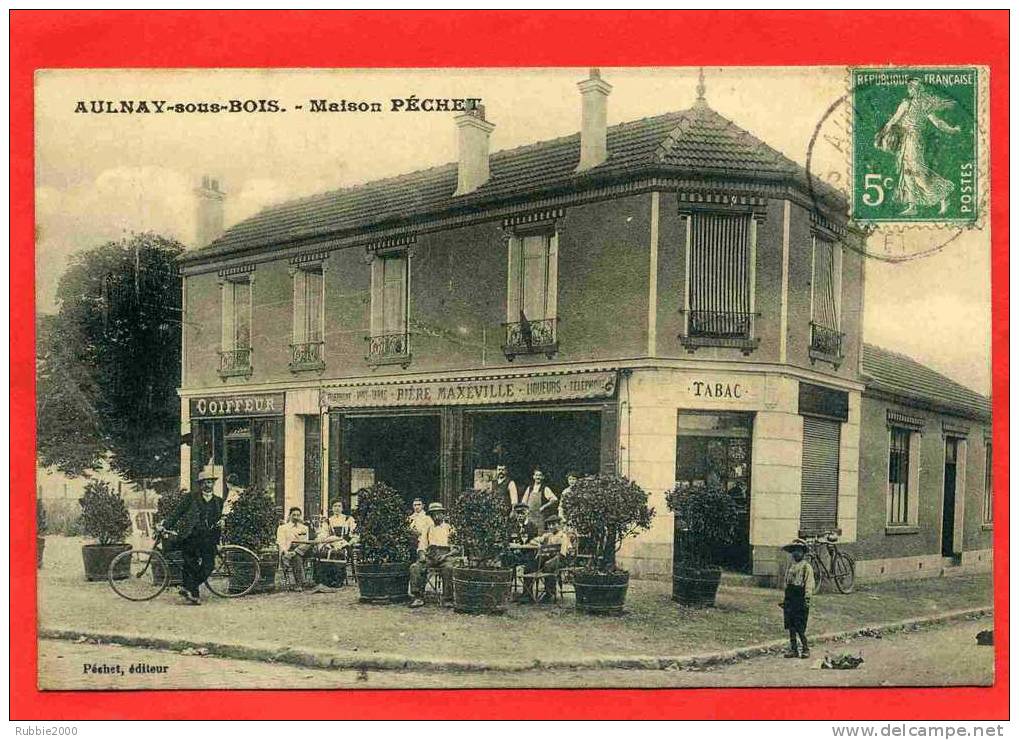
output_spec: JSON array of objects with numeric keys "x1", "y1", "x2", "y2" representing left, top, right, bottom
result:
[
  {"x1": 187, "y1": 392, "x2": 286, "y2": 508},
  {"x1": 321, "y1": 370, "x2": 619, "y2": 511}
]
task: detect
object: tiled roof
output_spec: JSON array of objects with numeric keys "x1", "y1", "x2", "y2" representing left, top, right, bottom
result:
[
  {"x1": 183, "y1": 101, "x2": 846, "y2": 264},
  {"x1": 862, "y1": 343, "x2": 991, "y2": 421}
]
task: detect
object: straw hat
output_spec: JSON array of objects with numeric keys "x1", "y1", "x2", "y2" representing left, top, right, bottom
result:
[
  {"x1": 427, "y1": 502, "x2": 446, "y2": 514},
  {"x1": 197, "y1": 464, "x2": 218, "y2": 482},
  {"x1": 782, "y1": 538, "x2": 808, "y2": 553}
]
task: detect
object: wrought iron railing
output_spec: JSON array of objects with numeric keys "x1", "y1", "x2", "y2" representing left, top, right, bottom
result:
[
  {"x1": 219, "y1": 347, "x2": 252, "y2": 377},
  {"x1": 366, "y1": 332, "x2": 411, "y2": 366},
  {"x1": 687, "y1": 310, "x2": 754, "y2": 339},
  {"x1": 502, "y1": 317, "x2": 558, "y2": 359},
  {"x1": 810, "y1": 322, "x2": 843, "y2": 358},
  {"x1": 290, "y1": 340, "x2": 325, "y2": 371}
]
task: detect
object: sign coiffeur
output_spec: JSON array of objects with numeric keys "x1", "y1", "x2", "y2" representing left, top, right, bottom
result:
[
  {"x1": 189, "y1": 392, "x2": 286, "y2": 418},
  {"x1": 322, "y1": 371, "x2": 617, "y2": 409}
]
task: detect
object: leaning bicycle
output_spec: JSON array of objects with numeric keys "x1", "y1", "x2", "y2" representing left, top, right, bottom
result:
[
  {"x1": 107, "y1": 529, "x2": 262, "y2": 602},
  {"x1": 803, "y1": 530, "x2": 855, "y2": 594}
]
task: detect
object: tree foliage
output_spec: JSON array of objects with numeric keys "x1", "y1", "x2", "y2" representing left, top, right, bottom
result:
[
  {"x1": 78, "y1": 480, "x2": 131, "y2": 545},
  {"x1": 37, "y1": 233, "x2": 184, "y2": 485},
  {"x1": 354, "y1": 483, "x2": 418, "y2": 564},
  {"x1": 561, "y1": 475, "x2": 654, "y2": 574},
  {"x1": 223, "y1": 488, "x2": 279, "y2": 552},
  {"x1": 665, "y1": 482, "x2": 740, "y2": 567},
  {"x1": 448, "y1": 488, "x2": 509, "y2": 568}
]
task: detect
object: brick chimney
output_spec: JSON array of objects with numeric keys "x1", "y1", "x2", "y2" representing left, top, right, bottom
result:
[
  {"x1": 453, "y1": 105, "x2": 495, "y2": 196},
  {"x1": 194, "y1": 175, "x2": 225, "y2": 247},
  {"x1": 576, "y1": 68, "x2": 612, "y2": 173}
]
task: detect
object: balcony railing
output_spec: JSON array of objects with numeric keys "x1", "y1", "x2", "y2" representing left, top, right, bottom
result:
[
  {"x1": 809, "y1": 322, "x2": 844, "y2": 366},
  {"x1": 219, "y1": 347, "x2": 252, "y2": 378},
  {"x1": 680, "y1": 310, "x2": 759, "y2": 354},
  {"x1": 366, "y1": 332, "x2": 411, "y2": 368},
  {"x1": 289, "y1": 340, "x2": 325, "y2": 371},
  {"x1": 502, "y1": 317, "x2": 558, "y2": 360}
]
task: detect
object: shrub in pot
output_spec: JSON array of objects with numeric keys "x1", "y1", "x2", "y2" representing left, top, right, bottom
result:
[
  {"x1": 36, "y1": 498, "x2": 47, "y2": 569},
  {"x1": 561, "y1": 475, "x2": 654, "y2": 615},
  {"x1": 665, "y1": 482, "x2": 740, "y2": 607},
  {"x1": 78, "y1": 480, "x2": 132, "y2": 581},
  {"x1": 447, "y1": 488, "x2": 512, "y2": 614},
  {"x1": 222, "y1": 487, "x2": 279, "y2": 594},
  {"x1": 151, "y1": 488, "x2": 187, "y2": 586},
  {"x1": 353, "y1": 483, "x2": 418, "y2": 604}
]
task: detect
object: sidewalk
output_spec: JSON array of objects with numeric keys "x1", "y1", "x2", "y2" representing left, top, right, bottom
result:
[{"x1": 38, "y1": 537, "x2": 993, "y2": 670}]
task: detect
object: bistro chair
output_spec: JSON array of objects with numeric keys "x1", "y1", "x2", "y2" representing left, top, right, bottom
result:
[{"x1": 520, "y1": 544, "x2": 565, "y2": 604}]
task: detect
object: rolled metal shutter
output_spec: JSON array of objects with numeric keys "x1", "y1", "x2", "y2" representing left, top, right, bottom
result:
[{"x1": 800, "y1": 416, "x2": 841, "y2": 534}]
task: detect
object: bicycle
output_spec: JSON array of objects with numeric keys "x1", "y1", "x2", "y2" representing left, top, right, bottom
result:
[
  {"x1": 107, "y1": 528, "x2": 262, "y2": 602},
  {"x1": 802, "y1": 530, "x2": 855, "y2": 594}
]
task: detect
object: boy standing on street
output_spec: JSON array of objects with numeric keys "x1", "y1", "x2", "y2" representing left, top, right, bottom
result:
[{"x1": 781, "y1": 538, "x2": 814, "y2": 659}]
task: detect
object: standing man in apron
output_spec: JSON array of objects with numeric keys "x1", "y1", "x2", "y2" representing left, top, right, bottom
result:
[{"x1": 522, "y1": 468, "x2": 558, "y2": 533}]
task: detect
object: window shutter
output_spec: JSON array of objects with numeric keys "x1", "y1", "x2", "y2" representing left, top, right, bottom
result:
[
  {"x1": 292, "y1": 269, "x2": 306, "y2": 343},
  {"x1": 546, "y1": 232, "x2": 559, "y2": 320},
  {"x1": 220, "y1": 281, "x2": 234, "y2": 350},
  {"x1": 506, "y1": 237, "x2": 521, "y2": 322},
  {"x1": 369, "y1": 257, "x2": 382, "y2": 337},
  {"x1": 306, "y1": 269, "x2": 323, "y2": 342},
  {"x1": 799, "y1": 416, "x2": 841, "y2": 534}
]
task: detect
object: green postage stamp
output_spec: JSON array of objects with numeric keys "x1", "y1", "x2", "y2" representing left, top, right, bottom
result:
[{"x1": 851, "y1": 67, "x2": 980, "y2": 225}]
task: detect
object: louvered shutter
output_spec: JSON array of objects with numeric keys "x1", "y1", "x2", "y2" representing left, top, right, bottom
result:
[
  {"x1": 220, "y1": 282, "x2": 234, "y2": 350},
  {"x1": 369, "y1": 257, "x2": 383, "y2": 337},
  {"x1": 799, "y1": 416, "x2": 841, "y2": 534},
  {"x1": 545, "y1": 232, "x2": 559, "y2": 321},
  {"x1": 506, "y1": 237, "x2": 521, "y2": 322},
  {"x1": 292, "y1": 268, "x2": 306, "y2": 343}
]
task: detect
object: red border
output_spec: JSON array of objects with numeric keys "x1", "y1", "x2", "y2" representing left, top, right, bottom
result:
[{"x1": 11, "y1": 10, "x2": 1009, "y2": 720}]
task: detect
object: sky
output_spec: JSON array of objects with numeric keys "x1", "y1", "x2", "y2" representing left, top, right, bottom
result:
[{"x1": 35, "y1": 67, "x2": 991, "y2": 394}]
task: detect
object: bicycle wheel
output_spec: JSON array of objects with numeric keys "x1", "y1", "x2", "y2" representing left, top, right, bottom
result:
[
  {"x1": 806, "y1": 552, "x2": 824, "y2": 594},
  {"x1": 108, "y1": 549, "x2": 169, "y2": 602},
  {"x1": 831, "y1": 551, "x2": 856, "y2": 594},
  {"x1": 205, "y1": 544, "x2": 261, "y2": 598}
]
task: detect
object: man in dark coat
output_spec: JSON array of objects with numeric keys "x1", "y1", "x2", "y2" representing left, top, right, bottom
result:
[{"x1": 159, "y1": 465, "x2": 224, "y2": 605}]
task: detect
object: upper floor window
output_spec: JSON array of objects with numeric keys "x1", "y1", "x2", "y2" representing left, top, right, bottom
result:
[
  {"x1": 681, "y1": 212, "x2": 758, "y2": 352},
  {"x1": 220, "y1": 276, "x2": 252, "y2": 377},
  {"x1": 983, "y1": 441, "x2": 992, "y2": 524},
  {"x1": 291, "y1": 266, "x2": 325, "y2": 371},
  {"x1": 809, "y1": 234, "x2": 844, "y2": 362},
  {"x1": 367, "y1": 252, "x2": 411, "y2": 366},
  {"x1": 504, "y1": 231, "x2": 559, "y2": 359}
]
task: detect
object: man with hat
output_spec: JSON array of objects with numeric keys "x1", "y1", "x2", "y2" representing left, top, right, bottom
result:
[
  {"x1": 780, "y1": 538, "x2": 815, "y2": 658},
  {"x1": 525, "y1": 514, "x2": 573, "y2": 603},
  {"x1": 408, "y1": 502, "x2": 457, "y2": 608},
  {"x1": 503, "y1": 503, "x2": 540, "y2": 583},
  {"x1": 158, "y1": 464, "x2": 224, "y2": 605}
]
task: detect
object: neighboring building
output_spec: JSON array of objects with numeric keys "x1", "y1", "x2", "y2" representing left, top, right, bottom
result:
[{"x1": 177, "y1": 70, "x2": 990, "y2": 583}]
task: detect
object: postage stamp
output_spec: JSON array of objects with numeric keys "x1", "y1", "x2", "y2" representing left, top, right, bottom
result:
[{"x1": 850, "y1": 67, "x2": 980, "y2": 226}]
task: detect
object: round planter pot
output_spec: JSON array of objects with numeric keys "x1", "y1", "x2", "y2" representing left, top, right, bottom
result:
[
  {"x1": 356, "y1": 561, "x2": 411, "y2": 604},
  {"x1": 451, "y1": 566, "x2": 513, "y2": 614},
  {"x1": 152, "y1": 550, "x2": 184, "y2": 587},
  {"x1": 82, "y1": 543, "x2": 131, "y2": 582},
  {"x1": 672, "y1": 563, "x2": 722, "y2": 607},
  {"x1": 37, "y1": 536, "x2": 45, "y2": 569},
  {"x1": 574, "y1": 570, "x2": 630, "y2": 616},
  {"x1": 218, "y1": 548, "x2": 274, "y2": 595}
]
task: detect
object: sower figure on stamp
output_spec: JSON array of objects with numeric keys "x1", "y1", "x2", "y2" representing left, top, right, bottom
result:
[
  {"x1": 409, "y1": 502, "x2": 458, "y2": 608},
  {"x1": 158, "y1": 464, "x2": 224, "y2": 606},
  {"x1": 780, "y1": 538, "x2": 814, "y2": 659}
]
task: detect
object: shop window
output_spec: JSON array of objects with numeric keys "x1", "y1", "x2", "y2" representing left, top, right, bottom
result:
[
  {"x1": 809, "y1": 234, "x2": 844, "y2": 363},
  {"x1": 800, "y1": 415, "x2": 841, "y2": 535},
  {"x1": 291, "y1": 266, "x2": 325, "y2": 371},
  {"x1": 983, "y1": 442, "x2": 992, "y2": 524},
  {"x1": 887, "y1": 427, "x2": 914, "y2": 527},
  {"x1": 220, "y1": 277, "x2": 252, "y2": 377},
  {"x1": 681, "y1": 213, "x2": 758, "y2": 352},
  {"x1": 504, "y1": 231, "x2": 558, "y2": 359},
  {"x1": 367, "y1": 253, "x2": 410, "y2": 366}
]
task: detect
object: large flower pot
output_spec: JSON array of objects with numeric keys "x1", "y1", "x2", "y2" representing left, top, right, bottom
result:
[
  {"x1": 672, "y1": 562, "x2": 722, "y2": 607},
  {"x1": 356, "y1": 561, "x2": 411, "y2": 604},
  {"x1": 82, "y1": 543, "x2": 131, "y2": 582},
  {"x1": 574, "y1": 570, "x2": 630, "y2": 615},
  {"x1": 313, "y1": 558, "x2": 347, "y2": 588},
  {"x1": 37, "y1": 536, "x2": 45, "y2": 569},
  {"x1": 451, "y1": 566, "x2": 513, "y2": 614},
  {"x1": 152, "y1": 550, "x2": 184, "y2": 587},
  {"x1": 245, "y1": 549, "x2": 278, "y2": 595}
]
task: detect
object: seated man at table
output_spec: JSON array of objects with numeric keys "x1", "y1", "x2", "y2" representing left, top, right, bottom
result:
[
  {"x1": 315, "y1": 501, "x2": 357, "y2": 559},
  {"x1": 525, "y1": 515, "x2": 574, "y2": 603},
  {"x1": 503, "y1": 503, "x2": 539, "y2": 568},
  {"x1": 277, "y1": 507, "x2": 329, "y2": 593},
  {"x1": 408, "y1": 502, "x2": 457, "y2": 608}
]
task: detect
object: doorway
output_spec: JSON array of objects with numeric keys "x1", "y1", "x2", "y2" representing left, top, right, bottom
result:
[
  {"x1": 942, "y1": 437, "x2": 959, "y2": 557},
  {"x1": 344, "y1": 414, "x2": 442, "y2": 509}
]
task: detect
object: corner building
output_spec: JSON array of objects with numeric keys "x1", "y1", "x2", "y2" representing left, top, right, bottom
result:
[{"x1": 178, "y1": 73, "x2": 991, "y2": 584}]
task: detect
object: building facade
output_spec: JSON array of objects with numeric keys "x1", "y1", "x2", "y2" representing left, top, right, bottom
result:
[{"x1": 177, "y1": 72, "x2": 991, "y2": 583}]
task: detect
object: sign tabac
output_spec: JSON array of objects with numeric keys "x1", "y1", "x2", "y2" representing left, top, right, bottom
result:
[{"x1": 322, "y1": 371, "x2": 617, "y2": 409}]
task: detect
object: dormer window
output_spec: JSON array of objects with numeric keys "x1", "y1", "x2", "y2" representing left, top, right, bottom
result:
[{"x1": 809, "y1": 233, "x2": 844, "y2": 365}]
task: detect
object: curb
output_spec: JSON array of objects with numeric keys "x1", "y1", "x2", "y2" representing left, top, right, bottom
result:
[{"x1": 40, "y1": 606, "x2": 991, "y2": 674}]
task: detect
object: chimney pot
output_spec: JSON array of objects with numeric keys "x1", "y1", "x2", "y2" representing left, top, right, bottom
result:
[
  {"x1": 576, "y1": 69, "x2": 612, "y2": 173},
  {"x1": 453, "y1": 107, "x2": 495, "y2": 197}
]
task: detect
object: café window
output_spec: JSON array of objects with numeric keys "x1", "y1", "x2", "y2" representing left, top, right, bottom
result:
[
  {"x1": 809, "y1": 234, "x2": 844, "y2": 361},
  {"x1": 983, "y1": 442, "x2": 992, "y2": 524},
  {"x1": 887, "y1": 427, "x2": 913, "y2": 526},
  {"x1": 504, "y1": 231, "x2": 559, "y2": 358},
  {"x1": 682, "y1": 213, "x2": 757, "y2": 350},
  {"x1": 291, "y1": 266, "x2": 325, "y2": 371},
  {"x1": 367, "y1": 252, "x2": 410, "y2": 366},
  {"x1": 220, "y1": 276, "x2": 252, "y2": 377}
]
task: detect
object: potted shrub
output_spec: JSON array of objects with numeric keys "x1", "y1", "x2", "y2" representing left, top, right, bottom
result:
[
  {"x1": 666, "y1": 482, "x2": 740, "y2": 607},
  {"x1": 78, "y1": 480, "x2": 132, "y2": 581},
  {"x1": 447, "y1": 488, "x2": 513, "y2": 614},
  {"x1": 353, "y1": 483, "x2": 418, "y2": 604},
  {"x1": 561, "y1": 475, "x2": 654, "y2": 615},
  {"x1": 222, "y1": 487, "x2": 279, "y2": 594},
  {"x1": 151, "y1": 488, "x2": 187, "y2": 586},
  {"x1": 36, "y1": 498, "x2": 47, "y2": 569}
]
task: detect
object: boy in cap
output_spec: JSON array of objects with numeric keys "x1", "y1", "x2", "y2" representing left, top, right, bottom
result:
[
  {"x1": 780, "y1": 538, "x2": 815, "y2": 658},
  {"x1": 408, "y1": 502, "x2": 457, "y2": 608}
]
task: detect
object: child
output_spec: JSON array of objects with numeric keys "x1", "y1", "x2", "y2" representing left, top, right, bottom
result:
[{"x1": 781, "y1": 538, "x2": 814, "y2": 658}]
